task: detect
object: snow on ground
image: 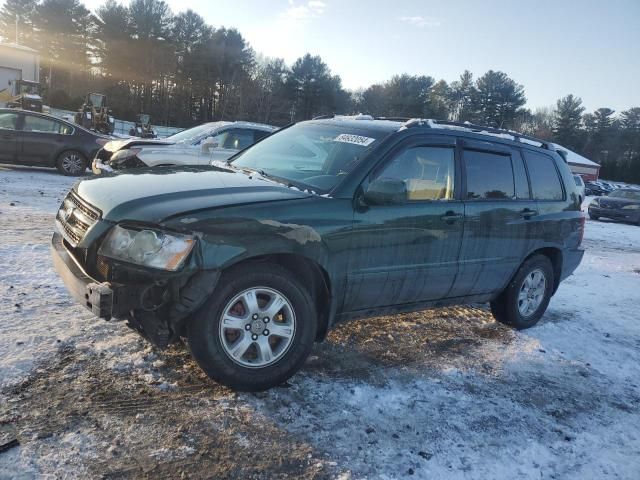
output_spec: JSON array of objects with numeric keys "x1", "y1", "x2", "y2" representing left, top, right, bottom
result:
[{"x1": 0, "y1": 170, "x2": 639, "y2": 479}]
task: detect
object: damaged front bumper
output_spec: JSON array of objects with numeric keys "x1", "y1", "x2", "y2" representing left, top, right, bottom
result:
[{"x1": 51, "y1": 232, "x2": 219, "y2": 347}]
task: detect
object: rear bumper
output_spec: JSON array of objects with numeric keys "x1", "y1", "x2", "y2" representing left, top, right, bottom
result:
[
  {"x1": 560, "y1": 248, "x2": 584, "y2": 283},
  {"x1": 51, "y1": 232, "x2": 136, "y2": 319}
]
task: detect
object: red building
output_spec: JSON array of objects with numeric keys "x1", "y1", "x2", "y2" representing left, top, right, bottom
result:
[{"x1": 553, "y1": 144, "x2": 600, "y2": 181}]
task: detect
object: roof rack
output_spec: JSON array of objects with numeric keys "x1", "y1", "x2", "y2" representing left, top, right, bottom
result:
[
  {"x1": 400, "y1": 119, "x2": 556, "y2": 151},
  {"x1": 374, "y1": 116, "x2": 412, "y2": 122}
]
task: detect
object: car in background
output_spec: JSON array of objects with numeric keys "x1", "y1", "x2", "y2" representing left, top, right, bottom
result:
[
  {"x1": 598, "y1": 181, "x2": 616, "y2": 193},
  {"x1": 573, "y1": 175, "x2": 585, "y2": 203},
  {"x1": 585, "y1": 181, "x2": 609, "y2": 196},
  {"x1": 588, "y1": 189, "x2": 640, "y2": 225},
  {"x1": 92, "y1": 121, "x2": 277, "y2": 174},
  {"x1": 0, "y1": 108, "x2": 108, "y2": 175}
]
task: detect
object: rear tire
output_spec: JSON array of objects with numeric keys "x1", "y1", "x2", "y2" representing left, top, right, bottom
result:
[
  {"x1": 56, "y1": 150, "x2": 88, "y2": 176},
  {"x1": 188, "y1": 263, "x2": 317, "y2": 391},
  {"x1": 490, "y1": 254, "x2": 554, "y2": 330}
]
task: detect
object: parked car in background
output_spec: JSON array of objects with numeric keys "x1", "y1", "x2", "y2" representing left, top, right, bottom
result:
[
  {"x1": 52, "y1": 116, "x2": 585, "y2": 391},
  {"x1": 92, "y1": 121, "x2": 277, "y2": 174},
  {"x1": 585, "y1": 181, "x2": 608, "y2": 196},
  {"x1": 598, "y1": 181, "x2": 616, "y2": 193},
  {"x1": 573, "y1": 175, "x2": 585, "y2": 203},
  {"x1": 588, "y1": 188, "x2": 640, "y2": 225},
  {"x1": 0, "y1": 108, "x2": 108, "y2": 175}
]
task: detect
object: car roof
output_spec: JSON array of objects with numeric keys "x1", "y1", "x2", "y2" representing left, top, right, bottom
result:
[{"x1": 303, "y1": 116, "x2": 562, "y2": 156}]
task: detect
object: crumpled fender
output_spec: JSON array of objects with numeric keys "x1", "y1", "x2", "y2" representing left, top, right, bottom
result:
[{"x1": 165, "y1": 215, "x2": 331, "y2": 273}]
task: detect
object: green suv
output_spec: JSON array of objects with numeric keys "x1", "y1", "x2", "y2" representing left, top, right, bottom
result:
[{"x1": 51, "y1": 116, "x2": 585, "y2": 391}]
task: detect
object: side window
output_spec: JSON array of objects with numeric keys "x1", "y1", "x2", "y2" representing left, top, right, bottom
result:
[
  {"x1": 523, "y1": 151, "x2": 564, "y2": 201},
  {"x1": 0, "y1": 112, "x2": 18, "y2": 130},
  {"x1": 58, "y1": 123, "x2": 74, "y2": 135},
  {"x1": 23, "y1": 115, "x2": 71, "y2": 134},
  {"x1": 222, "y1": 129, "x2": 254, "y2": 150},
  {"x1": 464, "y1": 150, "x2": 514, "y2": 200},
  {"x1": 200, "y1": 132, "x2": 225, "y2": 147},
  {"x1": 253, "y1": 129, "x2": 271, "y2": 142},
  {"x1": 376, "y1": 146, "x2": 455, "y2": 201}
]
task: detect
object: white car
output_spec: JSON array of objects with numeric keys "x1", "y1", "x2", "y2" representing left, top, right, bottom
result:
[{"x1": 92, "y1": 121, "x2": 277, "y2": 174}]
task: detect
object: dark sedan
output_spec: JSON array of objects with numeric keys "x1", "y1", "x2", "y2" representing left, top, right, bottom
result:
[
  {"x1": 0, "y1": 108, "x2": 108, "y2": 176},
  {"x1": 588, "y1": 189, "x2": 640, "y2": 225}
]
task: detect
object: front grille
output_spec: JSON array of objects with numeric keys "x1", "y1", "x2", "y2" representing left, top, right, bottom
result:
[{"x1": 56, "y1": 190, "x2": 102, "y2": 247}]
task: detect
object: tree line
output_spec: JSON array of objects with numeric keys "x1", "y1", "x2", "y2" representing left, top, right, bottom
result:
[{"x1": 0, "y1": 0, "x2": 638, "y2": 182}]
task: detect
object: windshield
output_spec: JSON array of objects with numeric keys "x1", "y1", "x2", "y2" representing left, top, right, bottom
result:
[
  {"x1": 167, "y1": 122, "x2": 225, "y2": 144},
  {"x1": 89, "y1": 94, "x2": 104, "y2": 108},
  {"x1": 609, "y1": 189, "x2": 640, "y2": 201},
  {"x1": 19, "y1": 82, "x2": 39, "y2": 95},
  {"x1": 231, "y1": 123, "x2": 386, "y2": 192}
]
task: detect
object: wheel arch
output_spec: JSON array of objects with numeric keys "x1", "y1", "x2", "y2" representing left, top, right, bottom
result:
[
  {"x1": 219, "y1": 253, "x2": 334, "y2": 342},
  {"x1": 524, "y1": 247, "x2": 563, "y2": 294}
]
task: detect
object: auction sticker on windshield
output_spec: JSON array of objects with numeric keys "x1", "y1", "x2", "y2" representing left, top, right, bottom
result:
[{"x1": 334, "y1": 134, "x2": 376, "y2": 147}]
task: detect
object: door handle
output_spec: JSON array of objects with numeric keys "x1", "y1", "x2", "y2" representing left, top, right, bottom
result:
[
  {"x1": 440, "y1": 212, "x2": 463, "y2": 223},
  {"x1": 520, "y1": 208, "x2": 538, "y2": 218}
]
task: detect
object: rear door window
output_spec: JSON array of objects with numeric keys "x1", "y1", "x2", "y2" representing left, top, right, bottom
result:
[
  {"x1": 464, "y1": 149, "x2": 515, "y2": 200},
  {"x1": 23, "y1": 115, "x2": 73, "y2": 135},
  {"x1": 523, "y1": 151, "x2": 564, "y2": 200},
  {"x1": 0, "y1": 112, "x2": 18, "y2": 130}
]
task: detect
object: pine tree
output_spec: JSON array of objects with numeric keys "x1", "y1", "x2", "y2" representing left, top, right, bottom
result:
[
  {"x1": 0, "y1": 0, "x2": 38, "y2": 46},
  {"x1": 552, "y1": 94, "x2": 585, "y2": 150},
  {"x1": 474, "y1": 70, "x2": 526, "y2": 128},
  {"x1": 448, "y1": 70, "x2": 476, "y2": 122}
]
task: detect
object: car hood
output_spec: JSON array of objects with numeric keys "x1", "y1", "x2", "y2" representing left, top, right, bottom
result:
[
  {"x1": 74, "y1": 166, "x2": 311, "y2": 223},
  {"x1": 104, "y1": 138, "x2": 176, "y2": 152}
]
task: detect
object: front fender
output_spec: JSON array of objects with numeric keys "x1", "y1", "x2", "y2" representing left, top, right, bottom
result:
[{"x1": 192, "y1": 217, "x2": 330, "y2": 271}]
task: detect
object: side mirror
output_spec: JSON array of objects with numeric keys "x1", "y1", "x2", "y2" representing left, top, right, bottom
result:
[
  {"x1": 201, "y1": 137, "x2": 219, "y2": 153},
  {"x1": 363, "y1": 178, "x2": 407, "y2": 205}
]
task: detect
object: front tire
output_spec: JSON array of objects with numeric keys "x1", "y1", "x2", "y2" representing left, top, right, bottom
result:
[
  {"x1": 188, "y1": 263, "x2": 317, "y2": 391},
  {"x1": 589, "y1": 214, "x2": 599, "y2": 221},
  {"x1": 490, "y1": 254, "x2": 554, "y2": 329},
  {"x1": 56, "y1": 150, "x2": 88, "y2": 176}
]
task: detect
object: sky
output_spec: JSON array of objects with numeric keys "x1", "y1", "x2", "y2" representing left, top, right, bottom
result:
[{"x1": 79, "y1": 0, "x2": 640, "y2": 112}]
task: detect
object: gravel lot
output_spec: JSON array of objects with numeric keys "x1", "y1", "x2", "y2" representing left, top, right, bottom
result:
[{"x1": 1, "y1": 166, "x2": 639, "y2": 479}]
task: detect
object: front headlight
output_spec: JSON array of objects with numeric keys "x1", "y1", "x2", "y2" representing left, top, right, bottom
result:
[
  {"x1": 110, "y1": 148, "x2": 141, "y2": 163},
  {"x1": 622, "y1": 204, "x2": 640, "y2": 210},
  {"x1": 98, "y1": 225, "x2": 195, "y2": 271},
  {"x1": 589, "y1": 198, "x2": 600, "y2": 207}
]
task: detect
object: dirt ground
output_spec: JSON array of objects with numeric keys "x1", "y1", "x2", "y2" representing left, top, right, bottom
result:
[{"x1": 1, "y1": 167, "x2": 639, "y2": 479}]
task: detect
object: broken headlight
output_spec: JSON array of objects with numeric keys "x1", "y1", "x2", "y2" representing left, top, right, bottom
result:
[
  {"x1": 110, "y1": 148, "x2": 141, "y2": 164},
  {"x1": 98, "y1": 225, "x2": 195, "y2": 271}
]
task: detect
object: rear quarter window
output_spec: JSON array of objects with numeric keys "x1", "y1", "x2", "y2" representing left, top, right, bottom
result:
[{"x1": 523, "y1": 151, "x2": 564, "y2": 201}]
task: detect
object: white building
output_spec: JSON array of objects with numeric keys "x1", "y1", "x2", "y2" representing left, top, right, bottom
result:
[{"x1": 0, "y1": 42, "x2": 40, "y2": 104}]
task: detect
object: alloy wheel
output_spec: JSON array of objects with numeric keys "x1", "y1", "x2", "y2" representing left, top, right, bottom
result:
[
  {"x1": 61, "y1": 153, "x2": 85, "y2": 175},
  {"x1": 517, "y1": 268, "x2": 547, "y2": 317},
  {"x1": 218, "y1": 287, "x2": 296, "y2": 368}
]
